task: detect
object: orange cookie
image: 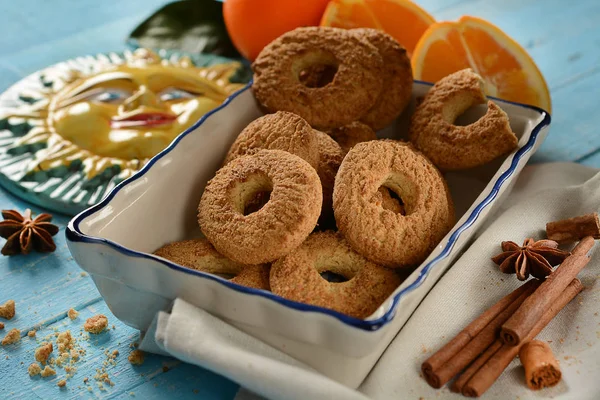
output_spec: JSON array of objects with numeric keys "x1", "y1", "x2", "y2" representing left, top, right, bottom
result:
[
  {"x1": 154, "y1": 238, "x2": 270, "y2": 290},
  {"x1": 252, "y1": 27, "x2": 384, "y2": 129},
  {"x1": 270, "y1": 231, "x2": 402, "y2": 318},
  {"x1": 352, "y1": 28, "x2": 413, "y2": 130},
  {"x1": 223, "y1": 111, "x2": 319, "y2": 169},
  {"x1": 327, "y1": 121, "x2": 377, "y2": 154},
  {"x1": 409, "y1": 68, "x2": 518, "y2": 170},
  {"x1": 199, "y1": 150, "x2": 322, "y2": 264},
  {"x1": 333, "y1": 140, "x2": 454, "y2": 268}
]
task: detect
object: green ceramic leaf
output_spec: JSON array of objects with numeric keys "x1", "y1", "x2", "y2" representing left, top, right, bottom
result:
[{"x1": 128, "y1": 0, "x2": 241, "y2": 59}]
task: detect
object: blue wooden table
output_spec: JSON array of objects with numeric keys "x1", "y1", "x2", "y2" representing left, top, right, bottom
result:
[{"x1": 0, "y1": 0, "x2": 598, "y2": 398}]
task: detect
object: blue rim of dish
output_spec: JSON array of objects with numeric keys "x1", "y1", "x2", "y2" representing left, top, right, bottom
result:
[{"x1": 66, "y1": 80, "x2": 551, "y2": 331}]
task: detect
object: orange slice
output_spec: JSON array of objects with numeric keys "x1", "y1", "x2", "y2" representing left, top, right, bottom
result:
[
  {"x1": 320, "y1": 0, "x2": 436, "y2": 55},
  {"x1": 412, "y1": 16, "x2": 551, "y2": 113}
]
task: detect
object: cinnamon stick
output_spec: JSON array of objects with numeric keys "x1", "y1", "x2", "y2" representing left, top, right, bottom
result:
[
  {"x1": 500, "y1": 236, "x2": 594, "y2": 346},
  {"x1": 451, "y1": 340, "x2": 502, "y2": 393},
  {"x1": 546, "y1": 213, "x2": 600, "y2": 244},
  {"x1": 422, "y1": 279, "x2": 540, "y2": 388},
  {"x1": 519, "y1": 340, "x2": 561, "y2": 390},
  {"x1": 462, "y1": 278, "x2": 583, "y2": 397}
]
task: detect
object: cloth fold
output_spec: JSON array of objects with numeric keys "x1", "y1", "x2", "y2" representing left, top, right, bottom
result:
[{"x1": 140, "y1": 163, "x2": 600, "y2": 400}]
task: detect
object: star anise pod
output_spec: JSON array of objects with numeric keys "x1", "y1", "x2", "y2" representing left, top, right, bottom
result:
[
  {"x1": 0, "y1": 209, "x2": 59, "y2": 256},
  {"x1": 491, "y1": 238, "x2": 570, "y2": 281}
]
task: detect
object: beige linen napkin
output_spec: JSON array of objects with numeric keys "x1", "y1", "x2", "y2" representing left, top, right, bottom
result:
[{"x1": 141, "y1": 162, "x2": 600, "y2": 400}]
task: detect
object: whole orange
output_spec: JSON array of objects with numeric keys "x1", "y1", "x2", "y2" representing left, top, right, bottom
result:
[{"x1": 224, "y1": 0, "x2": 330, "y2": 61}]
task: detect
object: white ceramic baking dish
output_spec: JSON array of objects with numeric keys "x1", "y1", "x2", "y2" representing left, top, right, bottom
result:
[{"x1": 66, "y1": 81, "x2": 550, "y2": 388}]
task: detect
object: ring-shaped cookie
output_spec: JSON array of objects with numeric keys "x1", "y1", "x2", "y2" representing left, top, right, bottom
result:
[
  {"x1": 270, "y1": 231, "x2": 402, "y2": 319},
  {"x1": 223, "y1": 111, "x2": 319, "y2": 169},
  {"x1": 409, "y1": 68, "x2": 518, "y2": 170},
  {"x1": 199, "y1": 149, "x2": 322, "y2": 264},
  {"x1": 252, "y1": 27, "x2": 384, "y2": 129},
  {"x1": 352, "y1": 28, "x2": 413, "y2": 130},
  {"x1": 333, "y1": 140, "x2": 455, "y2": 268},
  {"x1": 327, "y1": 121, "x2": 377, "y2": 154},
  {"x1": 153, "y1": 239, "x2": 270, "y2": 290},
  {"x1": 313, "y1": 129, "x2": 344, "y2": 228}
]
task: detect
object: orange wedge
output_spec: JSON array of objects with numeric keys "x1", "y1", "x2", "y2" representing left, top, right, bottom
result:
[
  {"x1": 412, "y1": 16, "x2": 551, "y2": 113},
  {"x1": 320, "y1": 0, "x2": 436, "y2": 55}
]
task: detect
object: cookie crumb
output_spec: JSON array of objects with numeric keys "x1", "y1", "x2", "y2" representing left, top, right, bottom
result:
[
  {"x1": 28, "y1": 363, "x2": 42, "y2": 376},
  {"x1": 84, "y1": 315, "x2": 108, "y2": 334},
  {"x1": 1, "y1": 328, "x2": 20, "y2": 345},
  {"x1": 80, "y1": 272, "x2": 88, "y2": 277},
  {"x1": 57, "y1": 379, "x2": 66, "y2": 388},
  {"x1": 27, "y1": 330, "x2": 36, "y2": 337},
  {"x1": 35, "y1": 342, "x2": 53, "y2": 364},
  {"x1": 83, "y1": 377, "x2": 89, "y2": 383},
  {"x1": 0, "y1": 322, "x2": 4, "y2": 330},
  {"x1": 0, "y1": 299, "x2": 15, "y2": 320},
  {"x1": 40, "y1": 365, "x2": 56, "y2": 377},
  {"x1": 57, "y1": 331, "x2": 73, "y2": 352},
  {"x1": 128, "y1": 350, "x2": 145, "y2": 365},
  {"x1": 67, "y1": 308, "x2": 79, "y2": 320}
]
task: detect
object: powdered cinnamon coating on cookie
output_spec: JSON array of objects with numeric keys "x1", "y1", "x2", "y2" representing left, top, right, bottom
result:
[
  {"x1": 199, "y1": 150, "x2": 322, "y2": 264},
  {"x1": 223, "y1": 111, "x2": 320, "y2": 169},
  {"x1": 333, "y1": 140, "x2": 454, "y2": 267},
  {"x1": 327, "y1": 121, "x2": 377, "y2": 154},
  {"x1": 352, "y1": 28, "x2": 413, "y2": 130},
  {"x1": 313, "y1": 130, "x2": 344, "y2": 228},
  {"x1": 409, "y1": 68, "x2": 518, "y2": 170},
  {"x1": 252, "y1": 27, "x2": 384, "y2": 129},
  {"x1": 154, "y1": 238, "x2": 270, "y2": 290},
  {"x1": 270, "y1": 231, "x2": 402, "y2": 319}
]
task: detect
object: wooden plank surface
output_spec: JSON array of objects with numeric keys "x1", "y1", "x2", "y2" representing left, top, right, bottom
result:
[{"x1": 1, "y1": 0, "x2": 599, "y2": 399}]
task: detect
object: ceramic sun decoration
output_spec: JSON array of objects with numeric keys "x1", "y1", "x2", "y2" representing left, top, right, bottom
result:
[{"x1": 0, "y1": 48, "x2": 247, "y2": 215}]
